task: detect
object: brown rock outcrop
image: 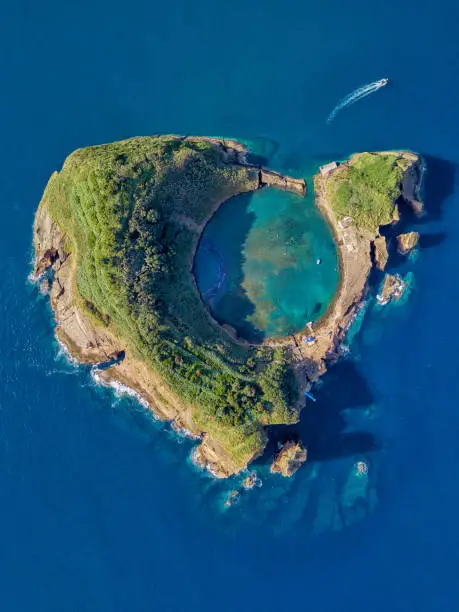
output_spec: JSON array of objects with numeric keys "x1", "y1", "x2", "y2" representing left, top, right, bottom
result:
[
  {"x1": 377, "y1": 273, "x2": 406, "y2": 305},
  {"x1": 397, "y1": 231, "x2": 419, "y2": 255},
  {"x1": 270, "y1": 441, "x2": 307, "y2": 477},
  {"x1": 373, "y1": 236, "x2": 389, "y2": 271},
  {"x1": 242, "y1": 472, "x2": 259, "y2": 489}
]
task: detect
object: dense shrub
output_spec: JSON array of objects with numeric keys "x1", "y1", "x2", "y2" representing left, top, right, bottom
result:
[{"x1": 40, "y1": 136, "x2": 298, "y2": 456}]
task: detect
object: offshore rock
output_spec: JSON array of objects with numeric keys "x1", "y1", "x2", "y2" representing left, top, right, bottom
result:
[
  {"x1": 397, "y1": 231, "x2": 419, "y2": 255},
  {"x1": 270, "y1": 441, "x2": 307, "y2": 477},
  {"x1": 242, "y1": 471, "x2": 259, "y2": 490},
  {"x1": 377, "y1": 273, "x2": 406, "y2": 305}
]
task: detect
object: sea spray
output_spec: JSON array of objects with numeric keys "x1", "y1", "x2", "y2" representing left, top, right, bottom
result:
[
  {"x1": 90, "y1": 368, "x2": 152, "y2": 412},
  {"x1": 55, "y1": 337, "x2": 80, "y2": 368}
]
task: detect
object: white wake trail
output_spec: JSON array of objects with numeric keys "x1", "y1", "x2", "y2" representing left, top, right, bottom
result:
[{"x1": 327, "y1": 78, "x2": 388, "y2": 123}]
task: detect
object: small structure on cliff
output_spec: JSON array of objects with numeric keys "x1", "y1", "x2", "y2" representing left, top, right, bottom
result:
[
  {"x1": 270, "y1": 441, "x2": 307, "y2": 477},
  {"x1": 320, "y1": 161, "x2": 338, "y2": 176}
]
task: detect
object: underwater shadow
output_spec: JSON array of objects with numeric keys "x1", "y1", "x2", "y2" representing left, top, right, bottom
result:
[
  {"x1": 418, "y1": 232, "x2": 447, "y2": 249},
  {"x1": 392, "y1": 155, "x2": 456, "y2": 226},
  {"x1": 420, "y1": 155, "x2": 457, "y2": 222},
  {"x1": 257, "y1": 360, "x2": 380, "y2": 466},
  {"x1": 194, "y1": 191, "x2": 266, "y2": 343},
  {"x1": 244, "y1": 136, "x2": 281, "y2": 168},
  {"x1": 378, "y1": 155, "x2": 455, "y2": 271}
]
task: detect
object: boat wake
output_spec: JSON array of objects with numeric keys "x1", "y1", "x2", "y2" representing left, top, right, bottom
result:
[{"x1": 327, "y1": 78, "x2": 388, "y2": 123}]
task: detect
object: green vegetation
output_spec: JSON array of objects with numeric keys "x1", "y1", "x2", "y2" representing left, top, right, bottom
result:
[
  {"x1": 38, "y1": 136, "x2": 299, "y2": 467},
  {"x1": 327, "y1": 153, "x2": 410, "y2": 232}
]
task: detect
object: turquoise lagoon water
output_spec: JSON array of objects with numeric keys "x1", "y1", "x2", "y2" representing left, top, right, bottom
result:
[
  {"x1": 194, "y1": 185, "x2": 338, "y2": 340},
  {"x1": 2, "y1": 0, "x2": 459, "y2": 610}
]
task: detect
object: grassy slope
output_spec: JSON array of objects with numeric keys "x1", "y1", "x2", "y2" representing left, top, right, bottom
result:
[
  {"x1": 39, "y1": 136, "x2": 298, "y2": 468},
  {"x1": 327, "y1": 152, "x2": 412, "y2": 232}
]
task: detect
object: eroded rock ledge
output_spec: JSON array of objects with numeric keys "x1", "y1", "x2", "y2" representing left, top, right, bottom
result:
[{"x1": 270, "y1": 441, "x2": 307, "y2": 477}]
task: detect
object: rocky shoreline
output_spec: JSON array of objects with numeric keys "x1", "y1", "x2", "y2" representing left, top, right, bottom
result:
[
  {"x1": 32, "y1": 137, "x2": 307, "y2": 479},
  {"x1": 32, "y1": 141, "x2": 423, "y2": 479},
  {"x1": 290, "y1": 152, "x2": 423, "y2": 395}
]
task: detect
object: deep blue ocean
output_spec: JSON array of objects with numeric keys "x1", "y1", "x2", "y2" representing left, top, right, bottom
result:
[{"x1": 2, "y1": 1, "x2": 459, "y2": 610}]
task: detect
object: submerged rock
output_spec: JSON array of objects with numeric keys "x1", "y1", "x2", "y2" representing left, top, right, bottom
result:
[
  {"x1": 377, "y1": 273, "x2": 406, "y2": 305},
  {"x1": 341, "y1": 460, "x2": 378, "y2": 526},
  {"x1": 270, "y1": 441, "x2": 307, "y2": 477},
  {"x1": 397, "y1": 231, "x2": 419, "y2": 255},
  {"x1": 224, "y1": 490, "x2": 240, "y2": 508},
  {"x1": 355, "y1": 460, "x2": 369, "y2": 477}
]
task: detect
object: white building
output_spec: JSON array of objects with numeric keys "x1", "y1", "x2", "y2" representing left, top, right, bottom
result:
[{"x1": 319, "y1": 161, "x2": 338, "y2": 176}]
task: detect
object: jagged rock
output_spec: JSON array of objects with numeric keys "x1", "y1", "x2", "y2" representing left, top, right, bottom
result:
[
  {"x1": 270, "y1": 441, "x2": 307, "y2": 477},
  {"x1": 377, "y1": 273, "x2": 406, "y2": 305},
  {"x1": 224, "y1": 490, "x2": 240, "y2": 508},
  {"x1": 397, "y1": 232, "x2": 419, "y2": 255},
  {"x1": 39, "y1": 279, "x2": 50, "y2": 295},
  {"x1": 242, "y1": 472, "x2": 259, "y2": 490},
  {"x1": 34, "y1": 248, "x2": 58, "y2": 277},
  {"x1": 373, "y1": 236, "x2": 389, "y2": 271}
]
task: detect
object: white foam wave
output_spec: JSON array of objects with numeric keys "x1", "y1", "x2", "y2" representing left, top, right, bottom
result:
[
  {"x1": 55, "y1": 338, "x2": 79, "y2": 367},
  {"x1": 171, "y1": 420, "x2": 201, "y2": 441},
  {"x1": 90, "y1": 368, "x2": 152, "y2": 412}
]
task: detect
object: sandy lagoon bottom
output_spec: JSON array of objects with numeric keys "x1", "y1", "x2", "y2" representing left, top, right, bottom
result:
[{"x1": 194, "y1": 186, "x2": 339, "y2": 342}]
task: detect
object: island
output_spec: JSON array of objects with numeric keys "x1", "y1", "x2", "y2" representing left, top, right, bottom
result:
[{"x1": 32, "y1": 136, "x2": 423, "y2": 478}]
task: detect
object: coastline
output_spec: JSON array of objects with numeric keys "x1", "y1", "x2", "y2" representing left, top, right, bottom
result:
[
  {"x1": 292, "y1": 165, "x2": 374, "y2": 379},
  {"x1": 32, "y1": 139, "x2": 423, "y2": 478},
  {"x1": 31, "y1": 137, "x2": 306, "y2": 478}
]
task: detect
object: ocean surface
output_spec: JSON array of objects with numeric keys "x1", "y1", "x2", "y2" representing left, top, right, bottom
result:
[{"x1": 1, "y1": 1, "x2": 459, "y2": 610}]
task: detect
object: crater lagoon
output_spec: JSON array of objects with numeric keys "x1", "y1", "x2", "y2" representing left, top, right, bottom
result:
[{"x1": 194, "y1": 186, "x2": 339, "y2": 341}]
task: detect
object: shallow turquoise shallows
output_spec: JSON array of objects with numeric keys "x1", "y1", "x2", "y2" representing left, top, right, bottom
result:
[{"x1": 194, "y1": 186, "x2": 338, "y2": 341}]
